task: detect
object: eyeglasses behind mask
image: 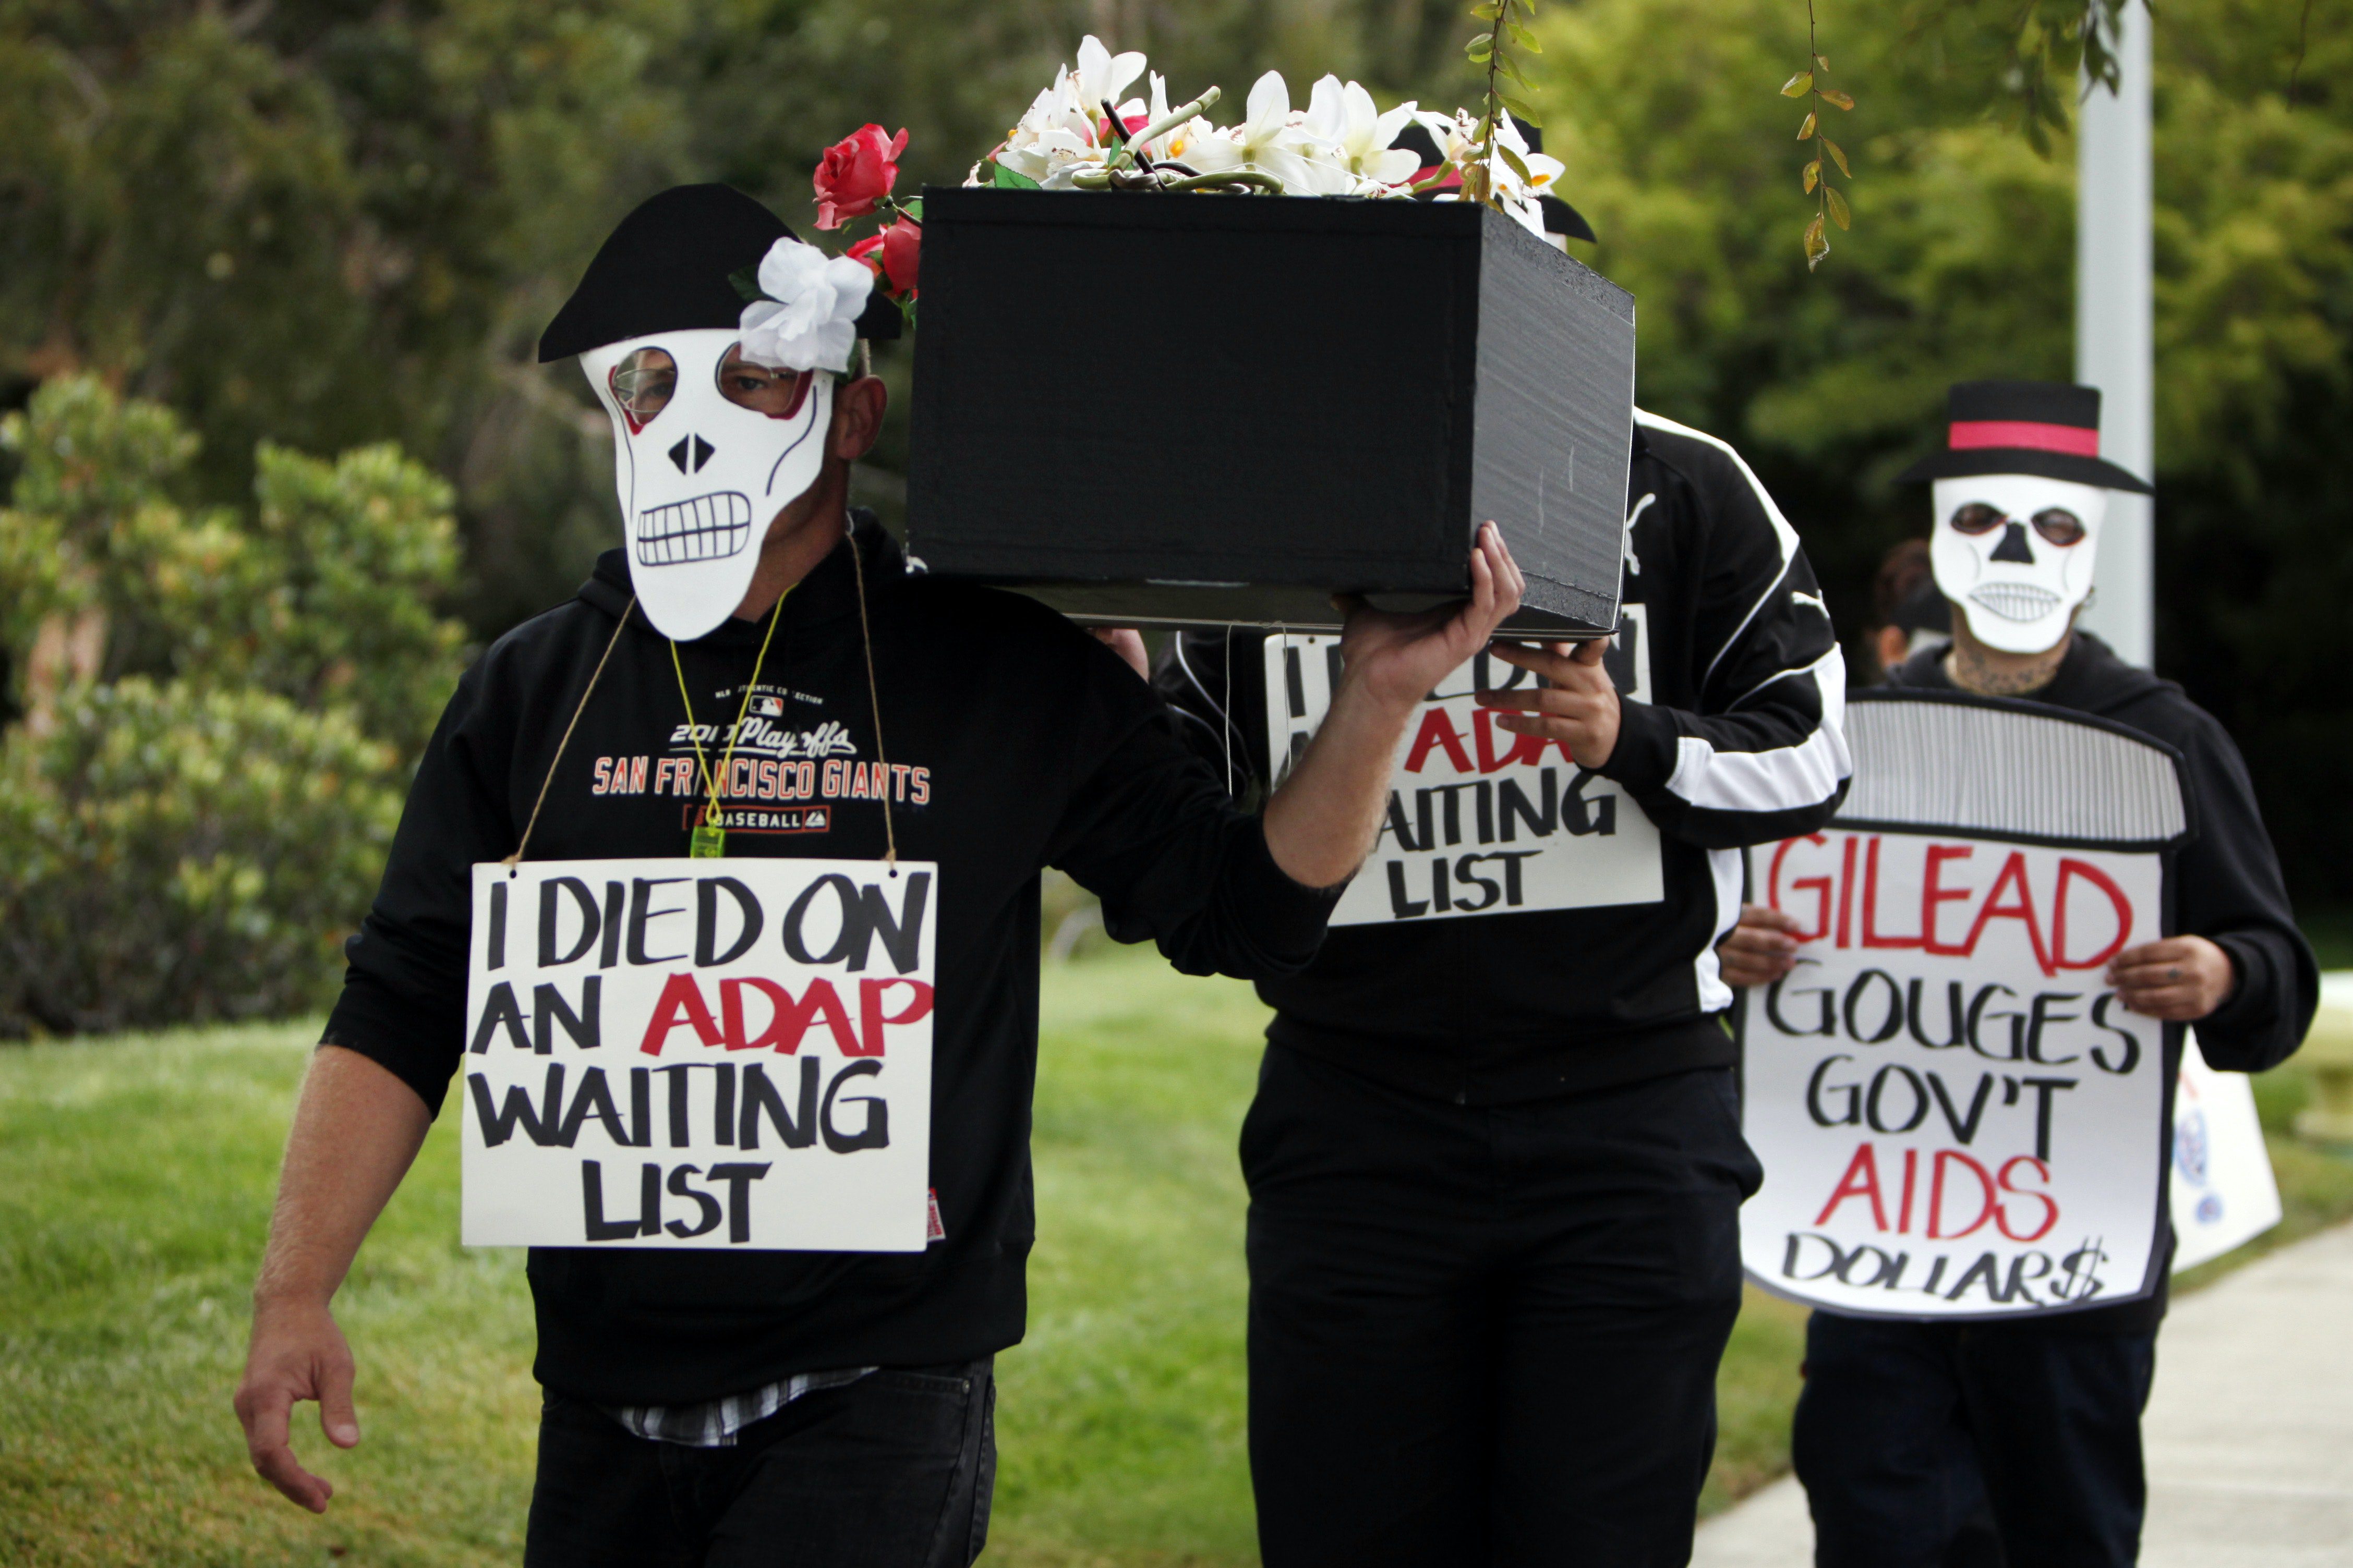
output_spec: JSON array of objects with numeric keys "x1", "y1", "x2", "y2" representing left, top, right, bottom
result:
[{"x1": 609, "y1": 345, "x2": 816, "y2": 426}]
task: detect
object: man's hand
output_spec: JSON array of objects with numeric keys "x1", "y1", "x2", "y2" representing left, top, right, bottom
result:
[
  {"x1": 1091, "y1": 626, "x2": 1149, "y2": 680},
  {"x1": 1718, "y1": 902, "x2": 1807, "y2": 989},
  {"x1": 1475, "y1": 637, "x2": 1621, "y2": 769},
  {"x1": 235, "y1": 1295, "x2": 360, "y2": 1513},
  {"x1": 232, "y1": 1046, "x2": 430, "y2": 1514},
  {"x1": 1262, "y1": 525, "x2": 1524, "y2": 889},
  {"x1": 2108, "y1": 935, "x2": 2238, "y2": 1021},
  {"x1": 1334, "y1": 524, "x2": 1527, "y2": 711}
]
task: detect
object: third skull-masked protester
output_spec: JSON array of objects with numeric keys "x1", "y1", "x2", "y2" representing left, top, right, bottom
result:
[
  {"x1": 1721, "y1": 380, "x2": 2318, "y2": 1568},
  {"x1": 231, "y1": 182, "x2": 1528, "y2": 1568},
  {"x1": 1154, "y1": 405, "x2": 1851, "y2": 1566}
]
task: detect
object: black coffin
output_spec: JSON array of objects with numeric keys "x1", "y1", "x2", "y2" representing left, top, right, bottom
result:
[{"x1": 903, "y1": 186, "x2": 1634, "y2": 636}]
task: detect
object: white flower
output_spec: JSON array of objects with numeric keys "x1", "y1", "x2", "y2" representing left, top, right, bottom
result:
[
  {"x1": 738, "y1": 237, "x2": 873, "y2": 373},
  {"x1": 1424, "y1": 107, "x2": 1568, "y2": 239},
  {"x1": 993, "y1": 35, "x2": 1150, "y2": 189},
  {"x1": 1183, "y1": 71, "x2": 1348, "y2": 194},
  {"x1": 1302, "y1": 77, "x2": 1420, "y2": 189},
  {"x1": 1071, "y1": 33, "x2": 1145, "y2": 119}
]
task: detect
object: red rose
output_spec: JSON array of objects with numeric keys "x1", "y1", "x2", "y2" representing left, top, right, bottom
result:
[
  {"x1": 878, "y1": 216, "x2": 920, "y2": 298},
  {"x1": 848, "y1": 218, "x2": 921, "y2": 299},
  {"x1": 814, "y1": 124, "x2": 907, "y2": 230}
]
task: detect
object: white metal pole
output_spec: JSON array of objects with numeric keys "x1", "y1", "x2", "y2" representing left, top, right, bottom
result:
[{"x1": 2074, "y1": 0, "x2": 2155, "y2": 666}]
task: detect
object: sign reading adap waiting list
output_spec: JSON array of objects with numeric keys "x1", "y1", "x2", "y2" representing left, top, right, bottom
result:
[{"x1": 462, "y1": 857, "x2": 937, "y2": 1252}]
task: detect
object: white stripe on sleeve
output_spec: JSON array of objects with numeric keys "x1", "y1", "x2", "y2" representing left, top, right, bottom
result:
[
  {"x1": 1693, "y1": 846, "x2": 1744, "y2": 1013},
  {"x1": 1662, "y1": 648, "x2": 1852, "y2": 814}
]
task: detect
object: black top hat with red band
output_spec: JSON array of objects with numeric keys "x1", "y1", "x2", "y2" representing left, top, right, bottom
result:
[{"x1": 1895, "y1": 380, "x2": 2152, "y2": 493}]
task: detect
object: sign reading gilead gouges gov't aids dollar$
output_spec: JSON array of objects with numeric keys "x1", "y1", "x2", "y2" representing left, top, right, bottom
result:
[
  {"x1": 1740, "y1": 691, "x2": 2193, "y2": 1320},
  {"x1": 462, "y1": 858, "x2": 937, "y2": 1251}
]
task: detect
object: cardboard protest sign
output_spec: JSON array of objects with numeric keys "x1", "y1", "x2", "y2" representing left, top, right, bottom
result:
[
  {"x1": 1741, "y1": 690, "x2": 2192, "y2": 1318},
  {"x1": 1264, "y1": 619, "x2": 1660, "y2": 926},
  {"x1": 2169, "y1": 1031, "x2": 2282, "y2": 1272},
  {"x1": 463, "y1": 857, "x2": 937, "y2": 1251}
]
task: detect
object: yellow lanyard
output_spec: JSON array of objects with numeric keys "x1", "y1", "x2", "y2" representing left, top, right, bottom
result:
[{"x1": 668, "y1": 589, "x2": 788, "y2": 858}]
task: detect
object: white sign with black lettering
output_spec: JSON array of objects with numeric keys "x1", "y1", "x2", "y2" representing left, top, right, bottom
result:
[
  {"x1": 1266, "y1": 613, "x2": 1660, "y2": 927},
  {"x1": 462, "y1": 857, "x2": 936, "y2": 1251},
  {"x1": 1740, "y1": 691, "x2": 2192, "y2": 1319}
]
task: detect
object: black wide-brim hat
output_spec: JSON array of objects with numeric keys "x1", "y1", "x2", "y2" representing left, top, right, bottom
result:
[
  {"x1": 1895, "y1": 379, "x2": 2152, "y2": 493},
  {"x1": 1393, "y1": 120, "x2": 1597, "y2": 243},
  {"x1": 538, "y1": 184, "x2": 901, "y2": 363}
]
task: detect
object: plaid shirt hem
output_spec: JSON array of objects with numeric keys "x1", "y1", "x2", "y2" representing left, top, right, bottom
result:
[{"x1": 602, "y1": 1367, "x2": 878, "y2": 1449}]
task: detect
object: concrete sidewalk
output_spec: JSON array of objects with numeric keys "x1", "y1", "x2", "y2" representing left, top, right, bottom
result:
[{"x1": 1692, "y1": 1220, "x2": 2353, "y2": 1567}]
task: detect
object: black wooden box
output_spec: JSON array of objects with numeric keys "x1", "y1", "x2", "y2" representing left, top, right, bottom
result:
[{"x1": 903, "y1": 187, "x2": 1634, "y2": 635}]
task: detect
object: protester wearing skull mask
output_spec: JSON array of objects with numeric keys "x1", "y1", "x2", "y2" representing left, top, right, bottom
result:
[
  {"x1": 231, "y1": 183, "x2": 1531, "y2": 1567},
  {"x1": 1154, "y1": 384, "x2": 1852, "y2": 1559},
  {"x1": 1718, "y1": 381, "x2": 2316, "y2": 1568}
]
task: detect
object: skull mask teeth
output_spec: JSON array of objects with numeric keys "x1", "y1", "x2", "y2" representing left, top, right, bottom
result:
[
  {"x1": 1929, "y1": 473, "x2": 2109, "y2": 655},
  {"x1": 580, "y1": 327, "x2": 834, "y2": 642}
]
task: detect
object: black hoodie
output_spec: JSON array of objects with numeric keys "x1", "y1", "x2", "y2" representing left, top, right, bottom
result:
[
  {"x1": 1154, "y1": 411, "x2": 1853, "y2": 1102},
  {"x1": 1879, "y1": 630, "x2": 2317, "y2": 1332},
  {"x1": 323, "y1": 518, "x2": 1336, "y2": 1403}
]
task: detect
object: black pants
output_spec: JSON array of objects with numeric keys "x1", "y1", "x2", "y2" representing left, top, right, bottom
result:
[
  {"x1": 522, "y1": 1361, "x2": 995, "y2": 1568},
  {"x1": 1241, "y1": 1047, "x2": 1761, "y2": 1568},
  {"x1": 1793, "y1": 1311, "x2": 2157, "y2": 1568}
]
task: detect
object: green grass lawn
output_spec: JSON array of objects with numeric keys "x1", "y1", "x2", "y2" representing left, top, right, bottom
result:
[{"x1": 2, "y1": 946, "x2": 2345, "y2": 1564}]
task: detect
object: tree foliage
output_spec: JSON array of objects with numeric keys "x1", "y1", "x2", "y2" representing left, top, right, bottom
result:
[
  {"x1": 1536, "y1": 0, "x2": 2352, "y2": 895},
  {"x1": 0, "y1": 376, "x2": 464, "y2": 1034}
]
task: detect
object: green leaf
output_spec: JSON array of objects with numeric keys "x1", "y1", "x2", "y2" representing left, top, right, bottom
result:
[
  {"x1": 1506, "y1": 20, "x2": 1542, "y2": 51},
  {"x1": 727, "y1": 265, "x2": 766, "y2": 304},
  {"x1": 1494, "y1": 51, "x2": 1531, "y2": 87},
  {"x1": 989, "y1": 160, "x2": 1041, "y2": 190},
  {"x1": 1826, "y1": 186, "x2": 1851, "y2": 229},
  {"x1": 901, "y1": 197, "x2": 924, "y2": 221},
  {"x1": 1471, "y1": 2, "x2": 1502, "y2": 17},
  {"x1": 1817, "y1": 88, "x2": 1855, "y2": 110},
  {"x1": 1499, "y1": 144, "x2": 1534, "y2": 183},
  {"x1": 1466, "y1": 35, "x2": 1493, "y2": 60},
  {"x1": 1781, "y1": 71, "x2": 1813, "y2": 97},
  {"x1": 1498, "y1": 93, "x2": 1542, "y2": 126},
  {"x1": 1823, "y1": 139, "x2": 1850, "y2": 178},
  {"x1": 1802, "y1": 159, "x2": 1819, "y2": 193},
  {"x1": 1815, "y1": 54, "x2": 1830, "y2": 72},
  {"x1": 1796, "y1": 111, "x2": 1816, "y2": 140},
  {"x1": 1804, "y1": 212, "x2": 1829, "y2": 270}
]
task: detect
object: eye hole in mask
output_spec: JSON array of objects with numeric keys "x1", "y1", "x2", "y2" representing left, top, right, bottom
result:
[
  {"x1": 610, "y1": 348, "x2": 678, "y2": 428},
  {"x1": 1949, "y1": 502, "x2": 2005, "y2": 536},
  {"x1": 2030, "y1": 507, "x2": 2085, "y2": 546},
  {"x1": 715, "y1": 347, "x2": 814, "y2": 420},
  {"x1": 1949, "y1": 502, "x2": 2087, "y2": 549}
]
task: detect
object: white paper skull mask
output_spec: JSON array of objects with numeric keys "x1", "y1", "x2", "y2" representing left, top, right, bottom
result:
[
  {"x1": 1899, "y1": 380, "x2": 2154, "y2": 658},
  {"x1": 537, "y1": 184, "x2": 894, "y2": 642},
  {"x1": 580, "y1": 330, "x2": 834, "y2": 641},
  {"x1": 1929, "y1": 473, "x2": 2108, "y2": 654}
]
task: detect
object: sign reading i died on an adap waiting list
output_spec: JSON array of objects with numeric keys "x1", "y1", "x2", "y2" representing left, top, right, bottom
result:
[{"x1": 462, "y1": 857, "x2": 937, "y2": 1252}]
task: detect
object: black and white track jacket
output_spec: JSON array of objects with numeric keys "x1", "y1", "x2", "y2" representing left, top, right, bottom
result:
[{"x1": 1154, "y1": 410, "x2": 1853, "y2": 1102}]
